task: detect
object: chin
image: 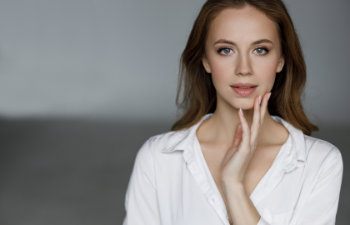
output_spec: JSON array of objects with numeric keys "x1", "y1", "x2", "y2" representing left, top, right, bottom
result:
[
  {"x1": 232, "y1": 99, "x2": 255, "y2": 110},
  {"x1": 239, "y1": 104, "x2": 254, "y2": 111}
]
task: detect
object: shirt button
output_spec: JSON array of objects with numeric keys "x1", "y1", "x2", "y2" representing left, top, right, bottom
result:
[
  {"x1": 183, "y1": 151, "x2": 193, "y2": 162},
  {"x1": 209, "y1": 197, "x2": 218, "y2": 204}
]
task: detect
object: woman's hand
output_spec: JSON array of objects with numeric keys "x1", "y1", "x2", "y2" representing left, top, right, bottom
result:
[{"x1": 221, "y1": 92, "x2": 271, "y2": 185}]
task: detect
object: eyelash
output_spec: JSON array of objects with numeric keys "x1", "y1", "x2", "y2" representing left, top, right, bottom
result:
[{"x1": 217, "y1": 47, "x2": 270, "y2": 56}]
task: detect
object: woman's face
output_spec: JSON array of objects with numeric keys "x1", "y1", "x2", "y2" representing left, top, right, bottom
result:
[{"x1": 202, "y1": 5, "x2": 284, "y2": 111}]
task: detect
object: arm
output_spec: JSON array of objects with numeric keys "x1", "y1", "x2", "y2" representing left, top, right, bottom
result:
[
  {"x1": 220, "y1": 94, "x2": 269, "y2": 225},
  {"x1": 122, "y1": 138, "x2": 161, "y2": 225},
  {"x1": 223, "y1": 182, "x2": 261, "y2": 225}
]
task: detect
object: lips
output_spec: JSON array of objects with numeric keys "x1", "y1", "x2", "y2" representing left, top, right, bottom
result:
[
  {"x1": 231, "y1": 83, "x2": 257, "y2": 88},
  {"x1": 231, "y1": 83, "x2": 257, "y2": 97}
]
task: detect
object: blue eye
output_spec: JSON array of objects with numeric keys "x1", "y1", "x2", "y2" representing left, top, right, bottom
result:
[
  {"x1": 254, "y1": 47, "x2": 269, "y2": 55},
  {"x1": 218, "y1": 48, "x2": 233, "y2": 55}
]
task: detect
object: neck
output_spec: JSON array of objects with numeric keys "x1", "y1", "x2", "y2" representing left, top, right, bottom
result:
[{"x1": 198, "y1": 104, "x2": 277, "y2": 149}]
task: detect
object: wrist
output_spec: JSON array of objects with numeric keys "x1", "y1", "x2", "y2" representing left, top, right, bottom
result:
[{"x1": 222, "y1": 179, "x2": 245, "y2": 192}]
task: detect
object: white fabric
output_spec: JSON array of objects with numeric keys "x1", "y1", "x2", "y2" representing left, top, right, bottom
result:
[{"x1": 122, "y1": 113, "x2": 343, "y2": 225}]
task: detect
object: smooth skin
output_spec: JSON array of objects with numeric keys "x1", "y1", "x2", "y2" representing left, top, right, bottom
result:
[
  {"x1": 197, "y1": 5, "x2": 289, "y2": 225},
  {"x1": 222, "y1": 94, "x2": 271, "y2": 225}
]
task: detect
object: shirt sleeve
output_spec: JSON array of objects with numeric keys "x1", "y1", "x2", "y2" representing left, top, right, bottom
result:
[
  {"x1": 256, "y1": 147, "x2": 344, "y2": 225},
  {"x1": 122, "y1": 138, "x2": 161, "y2": 225}
]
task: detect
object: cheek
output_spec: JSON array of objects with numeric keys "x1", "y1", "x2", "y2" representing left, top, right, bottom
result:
[
  {"x1": 266, "y1": 74, "x2": 277, "y2": 90},
  {"x1": 255, "y1": 59, "x2": 279, "y2": 85},
  {"x1": 208, "y1": 56, "x2": 234, "y2": 82},
  {"x1": 211, "y1": 66, "x2": 233, "y2": 91},
  {"x1": 211, "y1": 59, "x2": 232, "y2": 76}
]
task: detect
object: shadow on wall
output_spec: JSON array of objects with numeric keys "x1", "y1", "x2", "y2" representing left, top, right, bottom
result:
[{"x1": 0, "y1": 117, "x2": 348, "y2": 225}]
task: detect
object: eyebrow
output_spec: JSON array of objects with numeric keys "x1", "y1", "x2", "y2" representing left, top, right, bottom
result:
[{"x1": 213, "y1": 38, "x2": 273, "y2": 46}]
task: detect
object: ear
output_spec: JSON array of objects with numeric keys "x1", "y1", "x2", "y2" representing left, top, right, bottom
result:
[
  {"x1": 201, "y1": 55, "x2": 212, "y2": 73},
  {"x1": 276, "y1": 56, "x2": 285, "y2": 73}
]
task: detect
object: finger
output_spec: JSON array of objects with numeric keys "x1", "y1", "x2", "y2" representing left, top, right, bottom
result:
[
  {"x1": 225, "y1": 123, "x2": 242, "y2": 162},
  {"x1": 232, "y1": 123, "x2": 242, "y2": 150},
  {"x1": 238, "y1": 108, "x2": 250, "y2": 152},
  {"x1": 250, "y1": 95, "x2": 261, "y2": 147},
  {"x1": 260, "y1": 92, "x2": 272, "y2": 124}
]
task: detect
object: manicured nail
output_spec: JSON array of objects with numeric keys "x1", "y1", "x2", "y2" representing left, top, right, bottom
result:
[
  {"x1": 258, "y1": 95, "x2": 262, "y2": 105},
  {"x1": 239, "y1": 108, "x2": 243, "y2": 116}
]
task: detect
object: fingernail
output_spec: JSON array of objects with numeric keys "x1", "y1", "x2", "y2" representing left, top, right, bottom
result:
[
  {"x1": 239, "y1": 108, "x2": 243, "y2": 116},
  {"x1": 258, "y1": 95, "x2": 262, "y2": 105},
  {"x1": 267, "y1": 92, "x2": 272, "y2": 100}
]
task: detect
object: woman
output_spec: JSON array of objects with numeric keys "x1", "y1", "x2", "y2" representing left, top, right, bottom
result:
[{"x1": 123, "y1": 0, "x2": 343, "y2": 224}]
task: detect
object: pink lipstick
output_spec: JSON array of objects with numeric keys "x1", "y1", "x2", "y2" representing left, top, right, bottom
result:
[{"x1": 231, "y1": 83, "x2": 257, "y2": 97}]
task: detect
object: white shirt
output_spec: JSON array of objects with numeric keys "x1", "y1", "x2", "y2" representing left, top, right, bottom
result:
[{"x1": 122, "y1": 113, "x2": 343, "y2": 225}]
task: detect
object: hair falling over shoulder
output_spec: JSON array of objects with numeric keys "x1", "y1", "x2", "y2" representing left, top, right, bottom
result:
[{"x1": 170, "y1": 0, "x2": 318, "y2": 135}]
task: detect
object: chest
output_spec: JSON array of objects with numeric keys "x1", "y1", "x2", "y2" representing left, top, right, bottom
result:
[
  {"x1": 201, "y1": 145, "x2": 282, "y2": 209},
  {"x1": 156, "y1": 143, "x2": 305, "y2": 225}
]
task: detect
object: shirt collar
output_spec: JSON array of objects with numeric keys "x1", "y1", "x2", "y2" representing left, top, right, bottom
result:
[
  {"x1": 162, "y1": 113, "x2": 306, "y2": 172},
  {"x1": 162, "y1": 113, "x2": 212, "y2": 153},
  {"x1": 270, "y1": 115, "x2": 306, "y2": 162}
]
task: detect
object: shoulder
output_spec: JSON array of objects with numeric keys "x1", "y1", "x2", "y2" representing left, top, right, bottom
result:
[
  {"x1": 303, "y1": 135, "x2": 341, "y2": 155},
  {"x1": 302, "y1": 135, "x2": 343, "y2": 169},
  {"x1": 131, "y1": 129, "x2": 190, "y2": 180},
  {"x1": 136, "y1": 128, "x2": 189, "y2": 158}
]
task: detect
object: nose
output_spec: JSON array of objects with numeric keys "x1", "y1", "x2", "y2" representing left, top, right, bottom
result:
[{"x1": 235, "y1": 54, "x2": 252, "y2": 76}]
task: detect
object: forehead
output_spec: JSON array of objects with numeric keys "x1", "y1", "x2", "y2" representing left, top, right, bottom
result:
[{"x1": 208, "y1": 5, "x2": 280, "y2": 43}]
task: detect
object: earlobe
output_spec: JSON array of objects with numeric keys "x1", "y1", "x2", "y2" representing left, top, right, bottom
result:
[
  {"x1": 202, "y1": 56, "x2": 212, "y2": 73},
  {"x1": 277, "y1": 57, "x2": 285, "y2": 73}
]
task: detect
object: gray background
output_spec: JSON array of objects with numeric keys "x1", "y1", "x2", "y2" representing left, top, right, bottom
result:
[{"x1": 0, "y1": 0, "x2": 349, "y2": 224}]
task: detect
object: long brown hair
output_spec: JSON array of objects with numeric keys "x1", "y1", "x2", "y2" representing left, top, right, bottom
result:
[{"x1": 171, "y1": 0, "x2": 318, "y2": 135}]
